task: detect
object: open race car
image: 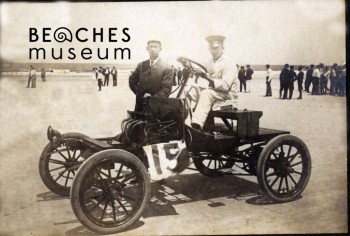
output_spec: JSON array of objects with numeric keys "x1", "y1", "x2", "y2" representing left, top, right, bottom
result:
[{"x1": 39, "y1": 57, "x2": 311, "y2": 234}]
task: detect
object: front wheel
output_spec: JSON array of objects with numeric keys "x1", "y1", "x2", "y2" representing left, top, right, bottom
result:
[
  {"x1": 70, "y1": 149, "x2": 151, "y2": 234},
  {"x1": 257, "y1": 135, "x2": 311, "y2": 202},
  {"x1": 39, "y1": 132, "x2": 90, "y2": 196},
  {"x1": 192, "y1": 153, "x2": 235, "y2": 177}
]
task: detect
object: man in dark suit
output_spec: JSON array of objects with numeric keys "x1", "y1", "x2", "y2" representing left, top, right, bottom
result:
[
  {"x1": 297, "y1": 66, "x2": 304, "y2": 99},
  {"x1": 111, "y1": 66, "x2": 117, "y2": 86},
  {"x1": 288, "y1": 65, "x2": 297, "y2": 99},
  {"x1": 245, "y1": 65, "x2": 254, "y2": 92},
  {"x1": 279, "y1": 64, "x2": 289, "y2": 99},
  {"x1": 129, "y1": 40, "x2": 173, "y2": 112},
  {"x1": 305, "y1": 64, "x2": 314, "y2": 93},
  {"x1": 104, "y1": 67, "x2": 110, "y2": 86},
  {"x1": 238, "y1": 66, "x2": 246, "y2": 92}
]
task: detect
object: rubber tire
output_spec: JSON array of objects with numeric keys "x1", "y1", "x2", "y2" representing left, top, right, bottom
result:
[
  {"x1": 257, "y1": 134, "x2": 311, "y2": 202},
  {"x1": 70, "y1": 149, "x2": 151, "y2": 235},
  {"x1": 39, "y1": 132, "x2": 89, "y2": 197},
  {"x1": 193, "y1": 153, "x2": 235, "y2": 177}
]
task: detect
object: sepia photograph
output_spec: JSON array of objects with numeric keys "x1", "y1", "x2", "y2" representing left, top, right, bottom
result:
[{"x1": 0, "y1": 1, "x2": 347, "y2": 235}]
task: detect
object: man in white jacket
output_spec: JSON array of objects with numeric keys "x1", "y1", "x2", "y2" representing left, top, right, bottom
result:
[{"x1": 188, "y1": 35, "x2": 238, "y2": 130}]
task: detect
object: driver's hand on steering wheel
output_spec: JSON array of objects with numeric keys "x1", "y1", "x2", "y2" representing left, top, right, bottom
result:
[
  {"x1": 143, "y1": 93, "x2": 151, "y2": 98},
  {"x1": 192, "y1": 68, "x2": 209, "y2": 80}
]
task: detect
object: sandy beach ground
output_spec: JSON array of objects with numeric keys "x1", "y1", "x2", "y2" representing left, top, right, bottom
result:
[{"x1": 0, "y1": 71, "x2": 347, "y2": 235}]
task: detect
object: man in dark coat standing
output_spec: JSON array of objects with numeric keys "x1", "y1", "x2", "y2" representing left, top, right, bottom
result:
[
  {"x1": 129, "y1": 40, "x2": 173, "y2": 112},
  {"x1": 305, "y1": 64, "x2": 314, "y2": 93},
  {"x1": 279, "y1": 64, "x2": 289, "y2": 99},
  {"x1": 104, "y1": 67, "x2": 110, "y2": 86},
  {"x1": 297, "y1": 66, "x2": 304, "y2": 99},
  {"x1": 245, "y1": 65, "x2": 254, "y2": 93},
  {"x1": 111, "y1": 66, "x2": 117, "y2": 86},
  {"x1": 238, "y1": 66, "x2": 246, "y2": 92},
  {"x1": 288, "y1": 65, "x2": 297, "y2": 99}
]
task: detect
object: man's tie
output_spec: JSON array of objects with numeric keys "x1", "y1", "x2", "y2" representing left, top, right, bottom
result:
[{"x1": 150, "y1": 60, "x2": 154, "y2": 67}]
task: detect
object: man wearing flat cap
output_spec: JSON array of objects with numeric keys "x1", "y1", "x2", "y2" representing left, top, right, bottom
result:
[
  {"x1": 129, "y1": 40, "x2": 173, "y2": 112},
  {"x1": 187, "y1": 35, "x2": 238, "y2": 130}
]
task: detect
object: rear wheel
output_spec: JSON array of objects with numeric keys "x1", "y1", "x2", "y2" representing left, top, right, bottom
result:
[
  {"x1": 70, "y1": 149, "x2": 151, "y2": 234},
  {"x1": 192, "y1": 152, "x2": 235, "y2": 177},
  {"x1": 257, "y1": 135, "x2": 311, "y2": 202},
  {"x1": 39, "y1": 133, "x2": 90, "y2": 196}
]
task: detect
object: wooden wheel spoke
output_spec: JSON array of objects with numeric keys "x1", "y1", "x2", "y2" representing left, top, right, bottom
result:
[
  {"x1": 98, "y1": 170, "x2": 110, "y2": 179},
  {"x1": 49, "y1": 159, "x2": 66, "y2": 165},
  {"x1": 285, "y1": 176, "x2": 290, "y2": 192},
  {"x1": 49, "y1": 165, "x2": 65, "y2": 172},
  {"x1": 287, "y1": 173, "x2": 297, "y2": 186},
  {"x1": 290, "y1": 161, "x2": 302, "y2": 168},
  {"x1": 206, "y1": 159, "x2": 213, "y2": 168},
  {"x1": 67, "y1": 149, "x2": 72, "y2": 159},
  {"x1": 86, "y1": 196, "x2": 105, "y2": 213},
  {"x1": 110, "y1": 200, "x2": 117, "y2": 222},
  {"x1": 64, "y1": 171, "x2": 71, "y2": 187},
  {"x1": 280, "y1": 145, "x2": 284, "y2": 153},
  {"x1": 115, "y1": 197, "x2": 130, "y2": 215},
  {"x1": 84, "y1": 192, "x2": 104, "y2": 200},
  {"x1": 272, "y1": 153, "x2": 279, "y2": 159},
  {"x1": 100, "y1": 200, "x2": 109, "y2": 221},
  {"x1": 120, "y1": 193, "x2": 138, "y2": 202},
  {"x1": 55, "y1": 149, "x2": 69, "y2": 161},
  {"x1": 72, "y1": 149, "x2": 77, "y2": 159},
  {"x1": 277, "y1": 176, "x2": 283, "y2": 193},
  {"x1": 288, "y1": 150, "x2": 300, "y2": 163},
  {"x1": 270, "y1": 176, "x2": 279, "y2": 188},
  {"x1": 266, "y1": 171, "x2": 277, "y2": 177},
  {"x1": 287, "y1": 145, "x2": 292, "y2": 158},
  {"x1": 293, "y1": 170, "x2": 302, "y2": 175},
  {"x1": 121, "y1": 173, "x2": 136, "y2": 184},
  {"x1": 116, "y1": 164, "x2": 124, "y2": 179},
  {"x1": 54, "y1": 169, "x2": 67, "y2": 181}
]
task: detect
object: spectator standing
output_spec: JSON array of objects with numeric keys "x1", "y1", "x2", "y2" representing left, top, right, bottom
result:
[
  {"x1": 41, "y1": 68, "x2": 46, "y2": 82},
  {"x1": 311, "y1": 64, "x2": 321, "y2": 95},
  {"x1": 104, "y1": 67, "x2": 110, "y2": 86},
  {"x1": 111, "y1": 66, "x2": 117, "y2": 86},
  {"x1": 296, "y1": 66, "x2": 304, "y2": 99},
  {"x1": 279, "y1": 64, "x2": 289, "y2": 99},
  {"x1": 338, "y1": 65, "x2": 346, "y2": 96},
  {"x1": 97, "y1": 66, "x2": 103, "y2": 91},
  {"x1": 27, "y1": 65, "x2": 34, "y2": 88},
  {"x1": 245, "y1": 65, "x2": 254, "y2": 93},
  {"x1": 329, "y1": 63, "x2": 337, "y2": 95},
  {"x1": 288, "y1": 65, "x2": 297, "y2": 99},
  {"x1": 238, "y1": 66, "x2": 246, "y2": 92},
  {"x1": 334, "y1": 65, "x2": 343, "y2": 95},
  {"x1": 305, "y1": 64, "x2": 314, "y2": 93},
  {"x1": 321, "y1": 66, "x2": 329, "y2": 95},
  {"x1": 264, "y1": 64, "x2": 273, "y2": 97}
]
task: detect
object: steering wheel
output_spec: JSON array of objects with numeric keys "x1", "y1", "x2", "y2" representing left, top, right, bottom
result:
[{"x1": 177, "y1": 57, "x2": 207, "y2": 75}]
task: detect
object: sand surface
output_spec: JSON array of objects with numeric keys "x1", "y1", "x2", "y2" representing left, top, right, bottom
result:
[{"x1": 0, "y1": 72, "x2": 347, "y2": 235}]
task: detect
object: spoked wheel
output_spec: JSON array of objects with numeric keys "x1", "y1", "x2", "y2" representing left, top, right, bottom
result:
[
  {"x1": 70, "y1": 150, "x2": 151, "y2": 235},
  {"x1": 39, "y1": 133, "x2": 89, "y2": 196},
  {"x1": 257, "y1": 135, "x2": 311, "y2": 202},
  {"x1": 192, "y1": 152, "x2": 235, "y2": 177}
]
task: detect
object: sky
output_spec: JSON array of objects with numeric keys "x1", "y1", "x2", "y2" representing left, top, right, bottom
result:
[{"x1": 0, "y1": 1, "x2": 346, "y2": 66}]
